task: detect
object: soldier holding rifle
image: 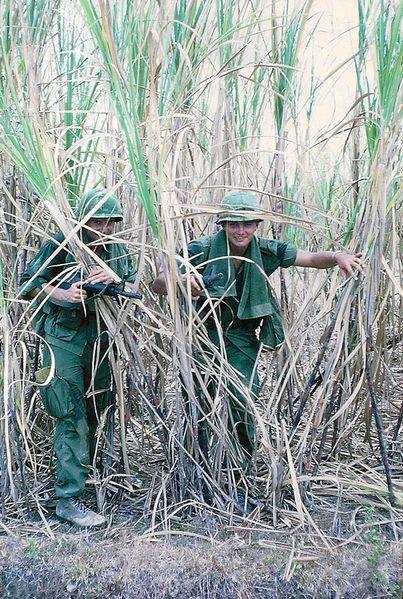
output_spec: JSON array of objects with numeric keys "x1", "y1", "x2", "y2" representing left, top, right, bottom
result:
[{"x1": 20, "y1": 189, "x2": 139, "y2": 527}]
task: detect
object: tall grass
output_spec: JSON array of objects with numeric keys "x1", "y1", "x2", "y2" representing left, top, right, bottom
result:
[{"x1": 1, "y1": 0, "x2": 403, "y2": 534}]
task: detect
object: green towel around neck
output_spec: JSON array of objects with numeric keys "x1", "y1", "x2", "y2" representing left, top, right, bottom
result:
[
  {"x1": 201, "y1": 229, "x2": 286, "y2": 349},
  {"x1": 202, "y1": 229, "x2": 271, "y2": 320}
]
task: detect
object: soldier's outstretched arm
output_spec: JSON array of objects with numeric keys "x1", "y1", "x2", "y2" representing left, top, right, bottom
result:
[{"x1": 294, "y1": 249, "x2": 365, "y2": 281}]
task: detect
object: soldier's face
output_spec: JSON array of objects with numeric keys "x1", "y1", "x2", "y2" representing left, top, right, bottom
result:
[
  {"x1": 222, "y1": 220, "x2": 259, "y2": 255},
  {"x1": 86, "y1": 218, "x2": 115, "y2": 243}
]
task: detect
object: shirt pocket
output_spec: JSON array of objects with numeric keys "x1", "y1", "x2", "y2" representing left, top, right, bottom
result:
[{"x1": 45, "y1": 306, "x2": 86, "y2": 341}]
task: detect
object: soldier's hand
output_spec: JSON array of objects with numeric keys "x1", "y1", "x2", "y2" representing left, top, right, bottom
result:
[
  {"x1": 187, "y1": 274, "x2": 203, "y2": 300},
  {"x1": 60, "y1": 281, "x2": 88, "y2": 303},
  {"x1": 335, "y1": 252, "x2": 366, "y2": 281},
  {"x1": 85, "y1": 267, "x2": 114, "y2": 285}
]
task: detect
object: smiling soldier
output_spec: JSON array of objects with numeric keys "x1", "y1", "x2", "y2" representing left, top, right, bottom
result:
[{"x1": 152, "y1": 190, "x2": 365, "y2": 478}]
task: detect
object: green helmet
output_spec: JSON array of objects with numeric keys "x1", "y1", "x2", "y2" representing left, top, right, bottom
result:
[
  {"x1": 76, "y1": 189, "x2": 123, "y2": 221},
  {"x1": 216, "y1": 190, "x2": 263, "y2": 223}
]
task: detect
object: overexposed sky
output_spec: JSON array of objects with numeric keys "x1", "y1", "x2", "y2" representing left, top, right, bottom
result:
[{"x1": 302, "y1": 0, "x2": 360, "y2": 139}]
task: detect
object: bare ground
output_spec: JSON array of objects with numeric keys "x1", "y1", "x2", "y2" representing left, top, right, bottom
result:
[{"x1": 0, "y1": 494, "x2": 401, "y2": 599}]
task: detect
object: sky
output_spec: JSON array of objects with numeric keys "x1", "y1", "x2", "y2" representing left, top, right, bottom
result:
[{"x1": 302, "y1": 0, "x2": 360, "y2": 138}]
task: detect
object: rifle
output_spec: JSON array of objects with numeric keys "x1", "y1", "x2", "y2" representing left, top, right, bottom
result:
[
  {"x1": 201, "y1": 266, "x2": 224, "y2": 291},
  {"x1": 55, "y1": 275, "x2": 142, "y2": 303},
  {"x1": 192, "y1": 265, "x2": 224, "y2": 309}
]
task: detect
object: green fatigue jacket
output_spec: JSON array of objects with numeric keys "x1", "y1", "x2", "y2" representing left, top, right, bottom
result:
[
  {"x1": 20, "y1": 232, "x2": 137, "y2": 498},
  {"x1": 186, "y1": 229, "x2": 297, "y2": 352},
  {"x1": 20, "y1": 231, "x2": 137, "y2": 355},
  {"x1": 184, "y1": 229, "x2": 297, "y2": 459}
]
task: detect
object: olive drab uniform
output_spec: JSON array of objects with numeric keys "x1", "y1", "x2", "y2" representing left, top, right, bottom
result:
[
  {"x1": 20, "y1": 231, "x2": 137, "y2": 499},
  {"x1": 187, "y1": 228, "x2": 297, "y2": 461}
]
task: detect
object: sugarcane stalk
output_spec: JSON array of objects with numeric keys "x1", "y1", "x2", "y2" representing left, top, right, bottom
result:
[
  {"x1": 182, "y1": 300, "x2": 207, "y2": 504},
  {"x1": 187, "y1": 366, "x2": 206, "y2": 502},
  {"x1": 10, "y1": 401, "x2": 31, "y2": 518},
  {"x1": 127, "y1": 353, "x2": 171, "y2": 469},
  {"x1": 191, "y1": 347, "x2": 212, "y2": 472},
  {"x1": 0, "y1": 435, "x2": 8, "y2": 520},
  {"x1": 178, "y1": 271, "x2": 226, "y2": 505},
  {"x1": 290, "y1": 312, "x2": 338, "y2": 438},
  {"x1": 365, "y1": 327, "x2": 395, "y2": 504},
  {"x1": 311, "y1": 378, "x2": 342, "y2": 477},
  {"x1": 104, "y1": 401, "x2": 116, "y2": 477},
  {"x1": 305, "y1": 335, "x2": 344, "y2": 478},
  {"x1": 330, "y1": 394, "x2": 342, "y2": 459},
  {"x1": 392, "y1": 399, "x2": 403, "y2": 442},
  {"x1": 175, "y1": 382, "x2": 187, "y2": 507}
]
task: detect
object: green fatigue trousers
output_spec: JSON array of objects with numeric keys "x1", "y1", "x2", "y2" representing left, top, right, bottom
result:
[
  {"x1": 40, "y1": 342, "x2": 112, "y2": 498},
  {"x1": 207, "y1": 327, "x2": 260, "y2": 464}
]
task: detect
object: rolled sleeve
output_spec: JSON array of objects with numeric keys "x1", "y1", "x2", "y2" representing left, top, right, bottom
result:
[
  {"x1": 280, "y1": 242, "x2": 298, "y2": 268},
  {"x1": 19, "y1": 240, "x2": 63, "y2": 299},
  {"x1": 20, "y1": 269, "x2": 48, "y2": 299}
]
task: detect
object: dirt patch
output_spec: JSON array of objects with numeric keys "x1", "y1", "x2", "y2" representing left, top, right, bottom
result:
[{"x1": 0, "y1": 504, "x2": 401, "y2": 599}]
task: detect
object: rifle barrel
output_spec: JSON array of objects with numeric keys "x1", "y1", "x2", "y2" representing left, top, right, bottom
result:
[{"x1": 58, "y1": 277, "x2": 142, "y2": 300}]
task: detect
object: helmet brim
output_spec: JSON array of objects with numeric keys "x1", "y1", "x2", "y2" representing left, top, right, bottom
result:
[
  {"x1": 86, "y1": 213, "x2": 123, "y2": 222},
  {"x1": 217, "y1": 213, "x2": 263, "y2": 224}
]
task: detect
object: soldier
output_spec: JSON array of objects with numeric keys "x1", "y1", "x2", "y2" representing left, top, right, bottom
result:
[
  {"x1": 20, "y1": 189, "x2": 138, "y2": 527},
  {"x1": 152, "y1": 190, "x2": 365, "y2": 466}
]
